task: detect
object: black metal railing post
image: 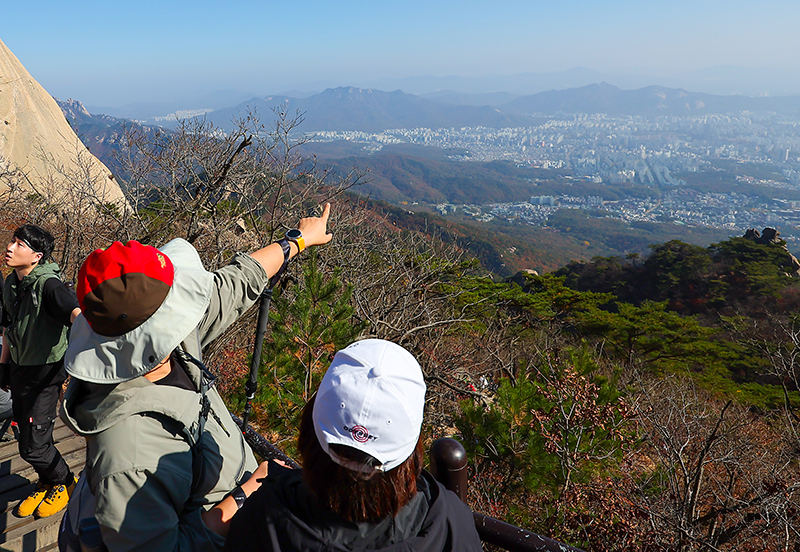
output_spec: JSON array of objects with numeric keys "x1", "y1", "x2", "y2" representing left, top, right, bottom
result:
[
  {"x1": 429, "y1": 437, "x2": 468, "y2": 502},
  {"x1": 429, "y1": 437, "x2": 586, "y2": 552}
]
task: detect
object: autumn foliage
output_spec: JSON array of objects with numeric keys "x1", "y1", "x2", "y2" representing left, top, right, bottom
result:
[{"x1": 5, "y1": 111, "x2": 800, "y2": 551}]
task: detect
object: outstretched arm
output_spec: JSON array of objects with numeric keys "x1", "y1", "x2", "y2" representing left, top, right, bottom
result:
[
  {"x1": 197, "y1": 202, "x2": 334, "y2": 349},
  {"x1": 248, "y1": 203, "x2": 332, "y2": 277}
]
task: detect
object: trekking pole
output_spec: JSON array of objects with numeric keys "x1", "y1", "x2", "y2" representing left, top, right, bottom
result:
[{"x1": 241, "y1": 286, "x2": 273, "y2": 435}]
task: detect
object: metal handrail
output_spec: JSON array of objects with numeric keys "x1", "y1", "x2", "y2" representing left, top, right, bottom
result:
[
  {"x1": 429, "y1": 437, "x2": 586, "y2": 552},
  {"x1": 231, "y1": 413, "x2": 299, "y2": 468},
  {"x1": 233, "y1": 415, "x2": 584, "y2": 552},
  {"x1": 474, "y1": 514, "x2": 583, "y2": 552}
]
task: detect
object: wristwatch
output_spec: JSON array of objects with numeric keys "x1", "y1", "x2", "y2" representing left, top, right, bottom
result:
[
  {"x1": 285, "y1": 228, "x2": 305, "y2": 253},
  {"x1": 231, "y1": 486, "x2": 247, "y2": 509}
]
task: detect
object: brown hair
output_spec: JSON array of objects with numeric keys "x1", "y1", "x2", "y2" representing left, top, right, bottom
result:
[{"x1": 298, "y1": 394, "x2": 424, "y2": 522}]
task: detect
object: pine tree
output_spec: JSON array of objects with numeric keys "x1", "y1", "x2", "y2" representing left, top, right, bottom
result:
[{"x1": 255, "y1": 249, "x2": 366, "y2": 450}]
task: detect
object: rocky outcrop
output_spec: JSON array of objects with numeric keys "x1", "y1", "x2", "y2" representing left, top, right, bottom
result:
[
  {"x1": 506, "y1": 268, "x2": 540, "y2": 287},
  {"x1": 0, "y1": 38, "x2": 124, "y2": 204},
  {"x1": 743, "y1": 227, "x2": 800, "y2": 276},
  {"x1": 744, "y1": 227, "x2": 782, "y2": 245},
  {"x1": 58, "y1": 98, "x2": 91, "y2": 119}
]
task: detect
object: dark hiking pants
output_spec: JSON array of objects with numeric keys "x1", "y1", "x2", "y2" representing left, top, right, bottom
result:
[{"x1": 10, "y1": 361, "x2": 70, "y2": 486}]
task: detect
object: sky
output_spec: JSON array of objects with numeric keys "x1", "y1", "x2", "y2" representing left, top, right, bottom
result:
[{"x1": 3, "y1": 0, "x2": 800, "y2": 108}]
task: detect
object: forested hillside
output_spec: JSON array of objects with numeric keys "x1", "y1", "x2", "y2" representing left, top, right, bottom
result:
[
  {"x1": 357, "y1": 197, "x2": 732, "y2": 275},
  {"x1": 214, "y1": 210, "x2": 800, "y2": 551}
]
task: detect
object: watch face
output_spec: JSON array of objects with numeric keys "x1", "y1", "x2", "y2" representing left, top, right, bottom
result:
[
  {"x1": 232, "y1": 487, "x2": 247, "y2": 509},
  {"x1": 286, "y1": 229, "x2": 302, "y2": 240}
]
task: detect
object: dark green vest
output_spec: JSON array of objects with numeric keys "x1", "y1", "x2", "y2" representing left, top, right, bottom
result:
[{"x1": 3, "y1": 262, "x2": 69, "y2": 365}]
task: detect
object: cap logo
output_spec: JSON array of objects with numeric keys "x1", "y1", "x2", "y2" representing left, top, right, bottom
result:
[
  {"x1": 157, "y1": 253, "x2": 166, "y2": 268},
  {"x1": 345, "y1": 424, "x2": 376, "y2": 443}
]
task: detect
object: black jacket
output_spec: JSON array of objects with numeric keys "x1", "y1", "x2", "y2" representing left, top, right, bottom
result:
[{"x1": 224, "y1": 465, "x2": 483, "y2": 552}]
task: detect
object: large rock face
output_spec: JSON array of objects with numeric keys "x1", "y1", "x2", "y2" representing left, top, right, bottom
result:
[{"x1": 0, "y1": 38, "x2": 124, "y2": 203}]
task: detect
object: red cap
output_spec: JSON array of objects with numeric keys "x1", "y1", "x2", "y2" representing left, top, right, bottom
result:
[{"x1": 77, "y1": 241, "x2": 174, "y2": 337}]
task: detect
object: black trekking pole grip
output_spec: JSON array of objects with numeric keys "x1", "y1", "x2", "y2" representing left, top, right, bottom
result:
[{"x1": 241, "y1": 287, "x2": 273, "y2": 434}]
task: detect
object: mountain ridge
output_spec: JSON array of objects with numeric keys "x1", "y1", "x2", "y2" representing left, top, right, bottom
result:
[
  {"x1": 503, "y1": 82, "x2": 800, "y2": 116},
  {"x1": 197, "y1": 86, "x2": 538, "y2": 133},
  {"x1": 123, "y1": 83, "x2": 800, "y2": 135}
]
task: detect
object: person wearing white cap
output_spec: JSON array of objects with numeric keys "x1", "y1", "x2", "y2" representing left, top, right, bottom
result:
[{"x1": 223, "y1": 339, "x2": 483, "y2": 552}]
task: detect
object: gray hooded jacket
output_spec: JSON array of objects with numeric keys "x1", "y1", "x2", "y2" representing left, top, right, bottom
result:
[{"x1": 62, "y1": 245, "x2": 267, "y2": 552}]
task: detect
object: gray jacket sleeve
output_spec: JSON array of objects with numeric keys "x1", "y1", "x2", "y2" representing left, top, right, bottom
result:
[{"x1": 197, "y1": 253, "x2": 269, "y2": 348}]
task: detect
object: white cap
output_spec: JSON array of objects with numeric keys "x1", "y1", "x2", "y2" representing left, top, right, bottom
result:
[{"x1": 313, "y1": 339, "x2": 426, "y2": 473}]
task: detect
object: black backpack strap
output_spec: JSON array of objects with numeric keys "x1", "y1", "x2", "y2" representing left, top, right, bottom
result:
[
  {"x1": 140, "y1": 409, "x2": 207, "y2": 497},
  {"x1": 138, "y1": 349, "x2": 214, "y2": 495},
  {"x1": 174, "y1": 347, "x2": 231, "y2": 438}
]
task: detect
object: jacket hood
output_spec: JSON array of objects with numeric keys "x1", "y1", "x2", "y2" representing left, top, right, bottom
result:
[
  {"x1": 15, "y1": 261, "x2": 60, "y2": 288},
  {"x1": 61, "y1": 357, "x2": 205, "y2": 436}
]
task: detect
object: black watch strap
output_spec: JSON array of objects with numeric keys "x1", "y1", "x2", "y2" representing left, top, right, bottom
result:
[
  {"x1": 269, "y1": 239, "x2": 292, "y2": 288},
  {"x1": 278, "y1": 238, "x2": 291, "y2": 262},
  {"x1": 231, "y1": 486, "x2": 247, "y2": 509}
]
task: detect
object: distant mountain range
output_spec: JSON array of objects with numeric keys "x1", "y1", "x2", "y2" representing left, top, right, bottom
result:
[
  {"x1": 105, "y1": 83, "x2": 800, "y2": 135},
  {"x1": 60, "y1": 82, "x2": 800, "y2": 194},
  {"x1": 85, "y1": 66, "x2": 800, "y2": 119},
  {"x1": 367, "y1": 66, "x2": 800, "y2": 99},
  {"x1": 503, "y1": 83, "x2": 800, "y2": 117},
  {"x1": 195, "y1": 87, "x2": 539, "y2": 133}
]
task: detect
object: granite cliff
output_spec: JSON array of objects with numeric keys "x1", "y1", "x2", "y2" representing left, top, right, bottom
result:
[{"x1": 0, "y1": 38, "x2": 124, "y2": 204}]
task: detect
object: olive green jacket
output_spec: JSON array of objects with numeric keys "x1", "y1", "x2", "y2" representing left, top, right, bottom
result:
[{"x1": 2, "y1": 262, "x2": 69, "y2": 365}]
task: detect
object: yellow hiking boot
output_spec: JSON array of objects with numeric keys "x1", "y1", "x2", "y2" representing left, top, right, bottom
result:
[
  {"x1": 35, "y1": 474, "x2": 77, "y2": 518},
  {"x1": 15, "y1": 481, "x2": 50, "y2": 517}
]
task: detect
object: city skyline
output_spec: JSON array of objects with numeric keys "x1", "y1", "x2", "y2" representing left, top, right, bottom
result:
[{"x1": 4, "y1": 0, "x2": 800, "y2": 107}]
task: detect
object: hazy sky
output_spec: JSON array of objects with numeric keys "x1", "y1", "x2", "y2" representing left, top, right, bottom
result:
[{"x1": 4, "y1": 0, "x2": 799, "y2": 107}]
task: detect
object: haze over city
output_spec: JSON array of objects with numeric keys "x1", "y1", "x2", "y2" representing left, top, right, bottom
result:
[{"x1": 5, "y1": 0, "x2": 800, "y2": 108}]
